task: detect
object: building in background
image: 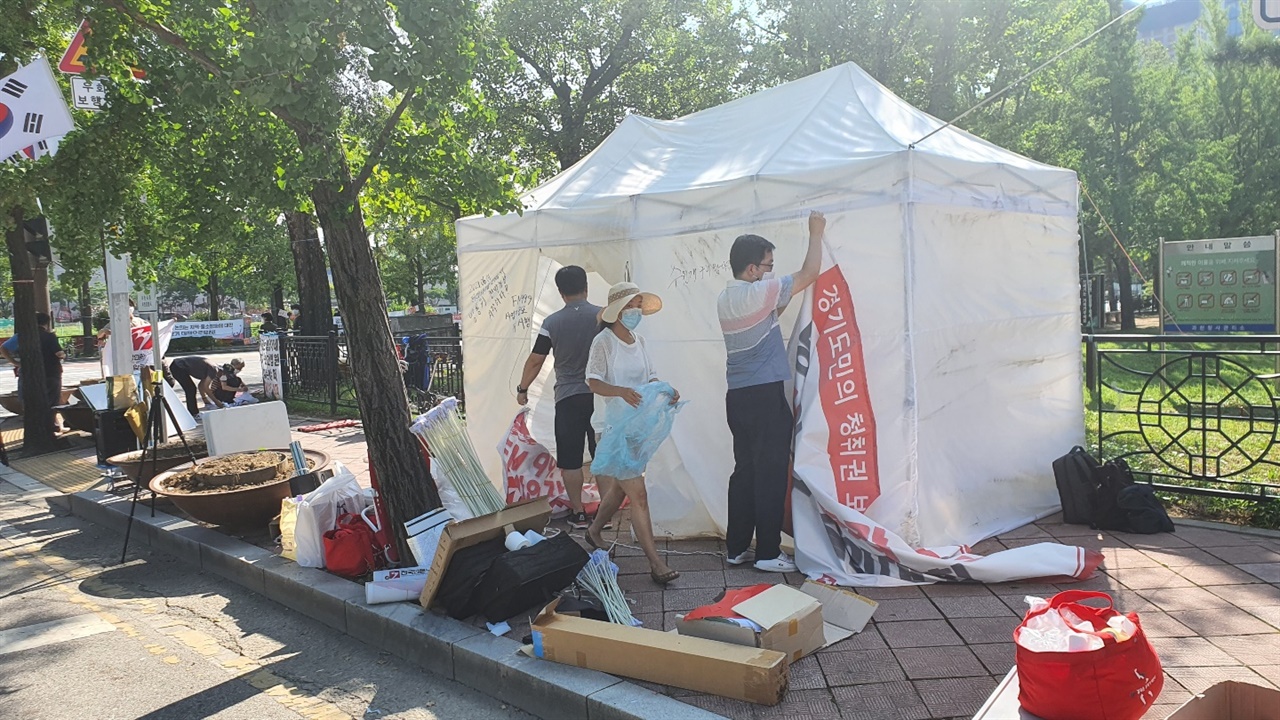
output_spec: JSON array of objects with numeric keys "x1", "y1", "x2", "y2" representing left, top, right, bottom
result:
[{"x1": 1126, "y1": 0, "x2": 1248, "y2": 48}]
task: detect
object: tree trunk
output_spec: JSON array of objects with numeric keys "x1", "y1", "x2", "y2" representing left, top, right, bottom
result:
[
  {"x1": 272, "y1": 284, "x2": 285, "y2": 317},
  {"x1": 286, "y1": 210, "x2": 333, "y2": 337},
  {"x1": 208, "y1": 272, "x2": 220, "y2": 321},
  {"x1": 33, "y1": 262, "x2": 51, "y2": 319},
  {"x1": 414, "y1": 258, "x2": 425, "y2": 309},
  {"x1": 301, "y1": 137, "x2": 438, "y2": 558},
  {"x1": 5, "y1": 207, "x2": 55, "y2": 456},
  {"x1": 1114, "y1": 253, "x2": 1136, "y2": 331},
  {"x1": 80, "y1": 281, "x2": 93, "y2": 336}
]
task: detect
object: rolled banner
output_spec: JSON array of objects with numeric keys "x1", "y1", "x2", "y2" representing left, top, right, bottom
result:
[{"x1": 365, "y1": 566, "x2": 431, "y2": 605}]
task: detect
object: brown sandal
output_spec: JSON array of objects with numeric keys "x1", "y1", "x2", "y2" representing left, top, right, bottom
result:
[{"x1": 650, "y1": 568, "x2": 680, "y2": 585}]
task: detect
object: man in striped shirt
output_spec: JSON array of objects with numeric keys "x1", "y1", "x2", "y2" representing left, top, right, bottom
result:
[{"x1": 717, "y1": 211, "x2": 825, "y2": 573}]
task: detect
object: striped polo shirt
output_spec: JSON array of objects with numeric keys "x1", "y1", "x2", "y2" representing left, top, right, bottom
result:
[{"x1": 717, "y1": 275, "x2": 795, "y2": 390}]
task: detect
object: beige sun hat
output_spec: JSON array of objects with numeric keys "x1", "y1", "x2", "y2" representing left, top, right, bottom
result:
[{"x1": 600, "y1": 282, "x2": 663, "y2": 324}]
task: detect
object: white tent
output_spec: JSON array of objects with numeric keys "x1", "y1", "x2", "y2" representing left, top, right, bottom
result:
[{"x1": 456, "y1": 62, "x2": 1083, "y2": 548}]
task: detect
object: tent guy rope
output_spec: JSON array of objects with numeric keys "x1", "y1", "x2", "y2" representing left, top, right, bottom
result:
[{"x1": 912, "y1": 1, "x2": 1147, "y2": 149}]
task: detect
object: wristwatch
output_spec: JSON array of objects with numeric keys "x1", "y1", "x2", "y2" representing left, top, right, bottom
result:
[{"x1": 516, "y1": 385, "x2": 528, "y2": 394}]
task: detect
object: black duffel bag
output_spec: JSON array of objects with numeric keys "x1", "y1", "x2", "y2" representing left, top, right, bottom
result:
[{"x1": 474, "y1": 533, "x2": 589, "y2": 623}]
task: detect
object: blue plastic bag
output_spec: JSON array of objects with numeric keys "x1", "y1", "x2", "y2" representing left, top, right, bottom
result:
[{"x1": 591, "y1": 381, "x2": 686, "y2": 479}]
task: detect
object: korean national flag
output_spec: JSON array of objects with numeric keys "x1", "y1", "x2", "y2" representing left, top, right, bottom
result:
[{"x1": 0, "y1": 56, "x2": 74, "y2": 163}]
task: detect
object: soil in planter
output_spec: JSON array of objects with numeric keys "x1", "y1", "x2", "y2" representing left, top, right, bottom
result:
[
  {"x1": 116, "y1": 438, "x2": 209, "y2": 463},
  {"x1": 165, "y1": 452, "x2": 313, "y2": 494}
]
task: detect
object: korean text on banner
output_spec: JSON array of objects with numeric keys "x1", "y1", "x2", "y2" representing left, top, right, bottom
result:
[
  {"x1": 813, "y1": 263, "x2": 881, "y2": 512},
  {"x1": 0, "y1": 57, "x2": 74, "y2": 162},
  {"x1": 790, "y1": 262, "x2": 1103, "y2": 587},
  {"x1": 171, "y1": 320, "x2": 247, "y2": 340},
  {"x1": 260, "y1": 334, "x2": 282, "y2": 400}
]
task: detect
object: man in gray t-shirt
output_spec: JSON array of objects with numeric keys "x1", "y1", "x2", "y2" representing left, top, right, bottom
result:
[{"x1": 517, "y1": 266, "x2": 603, "y2": 530}]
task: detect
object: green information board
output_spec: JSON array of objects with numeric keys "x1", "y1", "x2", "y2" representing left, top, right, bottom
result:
[{"x1": 1161, "y1": 235, "x2": 1278, "y2": 333}]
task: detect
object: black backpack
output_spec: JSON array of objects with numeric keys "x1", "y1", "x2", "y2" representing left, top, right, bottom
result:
[
  {"x1": 1092, "y1": 458, "x2": 1135, "y2": 531},
  {"x1": 1052, "y1": 446, "x2": 1100, "y2": 525},
  {"x1": 1051, "y1": 449, "x2": 1174, "y2": 534},
  {"x1": 1117, "y1": 484, "x2": 1176, "y2": 534}
]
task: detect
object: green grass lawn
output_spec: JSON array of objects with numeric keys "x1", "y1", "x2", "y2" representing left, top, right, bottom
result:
[{"x1": 1085, "y1": 338, "x2": 1280, "y2": 528}]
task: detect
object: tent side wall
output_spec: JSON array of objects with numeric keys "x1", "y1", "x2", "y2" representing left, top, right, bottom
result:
[{"x1": 904, "y1": 155, "x2": 1083, "y2": 547}]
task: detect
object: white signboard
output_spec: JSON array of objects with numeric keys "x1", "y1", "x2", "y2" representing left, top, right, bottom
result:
[
  {"x1": 259, "y1": 333, "x2": 282, "y2": 400},
  {"x1": 69, "y1": 77, "x2": 104, "y2": 111},
  {"x1": 171, "y1": 319, "x2": 248, "y2": 340},
  {"x1": 1255, "y1": 0, "x2": 1280, "y2": 30},
  {"x1": 136, "y1": 283, "x2": 158, "y2": 313}
]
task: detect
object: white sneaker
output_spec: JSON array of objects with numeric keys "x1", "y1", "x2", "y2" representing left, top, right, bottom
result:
[
  {"x1": 726, "y1": 550, "x2": 755, "y2": 566},
  {"x1": 754, "y1": 554, "x2": 797, "y2": 573}
]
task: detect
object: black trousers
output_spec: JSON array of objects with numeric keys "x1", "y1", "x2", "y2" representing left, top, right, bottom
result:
[
  {"x1": 171, "y1": 364, "x2": 199, "y2": 416},
  {"x1": 726, "y1": 381, "x2": 793, "y2": 562}
]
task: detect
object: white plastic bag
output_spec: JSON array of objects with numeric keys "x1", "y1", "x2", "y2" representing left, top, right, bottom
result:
[
  {"x1": 294, "y1": 462, "x2": 365, "y2": 568},
  {"x1": 279, "y1": 497, "x2": 300, "y2": 561}
]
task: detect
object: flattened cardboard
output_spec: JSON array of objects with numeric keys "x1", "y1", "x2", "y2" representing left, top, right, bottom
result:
[
  {"x1": 799, "y1": 580, "x2": 878, "y2": 645},
  {"x1": 418, "y1": 497, "x2": 551, "y2": 610},
  {"x1": 678, "y1": 582, "x2": 878, "y2": 663},
  {"x1": 1166, "y1": 681, "x2": 1280, "y2": 720},
  {"x1": 532, "y1": 599, "x2": 788, "y2": 706}
]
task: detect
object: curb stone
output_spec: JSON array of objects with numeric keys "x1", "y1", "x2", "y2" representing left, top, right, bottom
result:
[{"x1": 33, "y1": 479, "x2": 724, "y2": 720}]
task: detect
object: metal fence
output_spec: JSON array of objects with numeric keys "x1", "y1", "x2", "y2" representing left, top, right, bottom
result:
[
  {"x1": 280, "y1": 330, "x2": 463, "y2": 416},
  {"x1": 1086, "y1": 333, "x2": 1280, "y2": 502}
]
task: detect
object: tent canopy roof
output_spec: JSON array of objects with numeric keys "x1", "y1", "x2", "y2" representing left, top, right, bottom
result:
[{"x1": 458, "y1": 62, "x2": 1075, "y2": 250}]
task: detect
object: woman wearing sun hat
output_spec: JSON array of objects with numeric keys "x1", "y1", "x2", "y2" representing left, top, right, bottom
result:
[{"x1": 584, "y1": 282, "x2": 682, "y2": 585}]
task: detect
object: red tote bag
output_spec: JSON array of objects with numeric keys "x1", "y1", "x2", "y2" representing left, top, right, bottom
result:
[
  {"x1": 322, "y1": 513, "x2": 377, "y2": 580},
  {"x1": 1015, "y1": 591, "x2": 1163, "y2": 720}
]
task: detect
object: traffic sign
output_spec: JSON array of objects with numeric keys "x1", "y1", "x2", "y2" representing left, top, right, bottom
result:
[
  {"x1": 1255, "y1": 0, "x2": 1280, "y2": 30},
  {"x1": 58, "y1": 21, "x2": 91, "y2": 74},
  {"x1": 59, "y1": 20, "x2": 145, "y2": 78}
]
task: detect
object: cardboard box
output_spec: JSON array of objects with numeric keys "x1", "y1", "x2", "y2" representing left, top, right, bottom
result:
[
  {"x1": 532, "y1": 598, "x2": 789, "y2": 705},
  {"x1": 418, "y1": 497, "x2": 551, "y2": 610},
  {"x1": 1166, "y1": 681, "x2": 1280, "y2": 720},
  {"x1": 677, "y1": 581, "x2": 877, "y2": 663}
]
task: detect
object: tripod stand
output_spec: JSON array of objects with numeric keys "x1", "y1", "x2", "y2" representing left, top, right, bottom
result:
[{"x1": 120, "y1": 372, "x2": 197, "y2": 564}]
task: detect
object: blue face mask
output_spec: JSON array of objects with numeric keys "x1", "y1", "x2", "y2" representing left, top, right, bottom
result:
[{"x1": 620, "y1": 308, "x2": 643, "y2": 330}]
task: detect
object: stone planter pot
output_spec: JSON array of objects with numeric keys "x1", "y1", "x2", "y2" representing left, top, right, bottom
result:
[{"x1": 149, "y1": 448, "x2": 331, "y2": 528}]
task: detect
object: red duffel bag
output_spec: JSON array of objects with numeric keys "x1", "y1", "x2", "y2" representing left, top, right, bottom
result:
[
  {"x1": 1015, "y1": 590, "x2": 1163, "y2": 720},
  {"x1": 322, "y1": 513, "x2": 376, "y2": 579}
]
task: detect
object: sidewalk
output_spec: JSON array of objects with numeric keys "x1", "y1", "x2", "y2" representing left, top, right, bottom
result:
[{"x1": 3, "y1": 417, "x2": 1279, "y2": 719}]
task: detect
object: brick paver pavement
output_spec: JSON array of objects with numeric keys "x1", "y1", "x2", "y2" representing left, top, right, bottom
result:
[{"x1": 10, "y1": 415, "x2": 1280, "y2": 720}]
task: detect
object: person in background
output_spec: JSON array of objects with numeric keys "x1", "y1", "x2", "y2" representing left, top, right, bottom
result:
[
  {"x1": 95, "y1": 298, "x2": 150, "y2": 348},
  {"x1": 716, "y1": 210, "x2": 825, "y2": 574},
  {"x1": 275, "y1": 308, "x2": 290, "y2": 331},
  {"x1": 584, "y1": 282, "x2": 680, "y2": 585},
  {"x1": 211, "y1": 359, "x2": 255, "y2": 406},
  {"x1": 259, "y1": 312, "x2": 279, "y2": 334},
  {"x1": 36, "y1": 313, "x2": 66, "y2": 434},
  {"x1": 290, "y1": 303, "x2": 302, "y2": 333},
  {"x1": 516, "y1": 266, "x2": 603, "y2": 531},
  {"x1": 1, "y1": 332, "x2": 23, "y2": 395},
  {"x1": 169, "y1": 355, "x2": 221, "y2": 418}
]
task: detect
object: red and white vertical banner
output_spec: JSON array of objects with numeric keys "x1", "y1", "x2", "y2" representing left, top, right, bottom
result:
[
  {"x1": 790, "y1": 260, "x2": 1101, "y2": 586},
  {"x1": 811, "y1": 261, "x2": 881, "y2": 512}
]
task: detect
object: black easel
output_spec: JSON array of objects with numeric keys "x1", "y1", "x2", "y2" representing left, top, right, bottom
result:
[{"x1": 120, "y1": 372, "x2": 197, "y2": 564}]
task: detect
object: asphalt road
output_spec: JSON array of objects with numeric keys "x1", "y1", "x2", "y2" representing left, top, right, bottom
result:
[{"x1": 0, "y1": 478, "x2": 533, "y2": 720}]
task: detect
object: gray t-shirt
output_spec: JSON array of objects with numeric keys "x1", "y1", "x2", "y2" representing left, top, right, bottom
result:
[{"x1": 535, "y1": 300, "x2": 602, "y2": 403}]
